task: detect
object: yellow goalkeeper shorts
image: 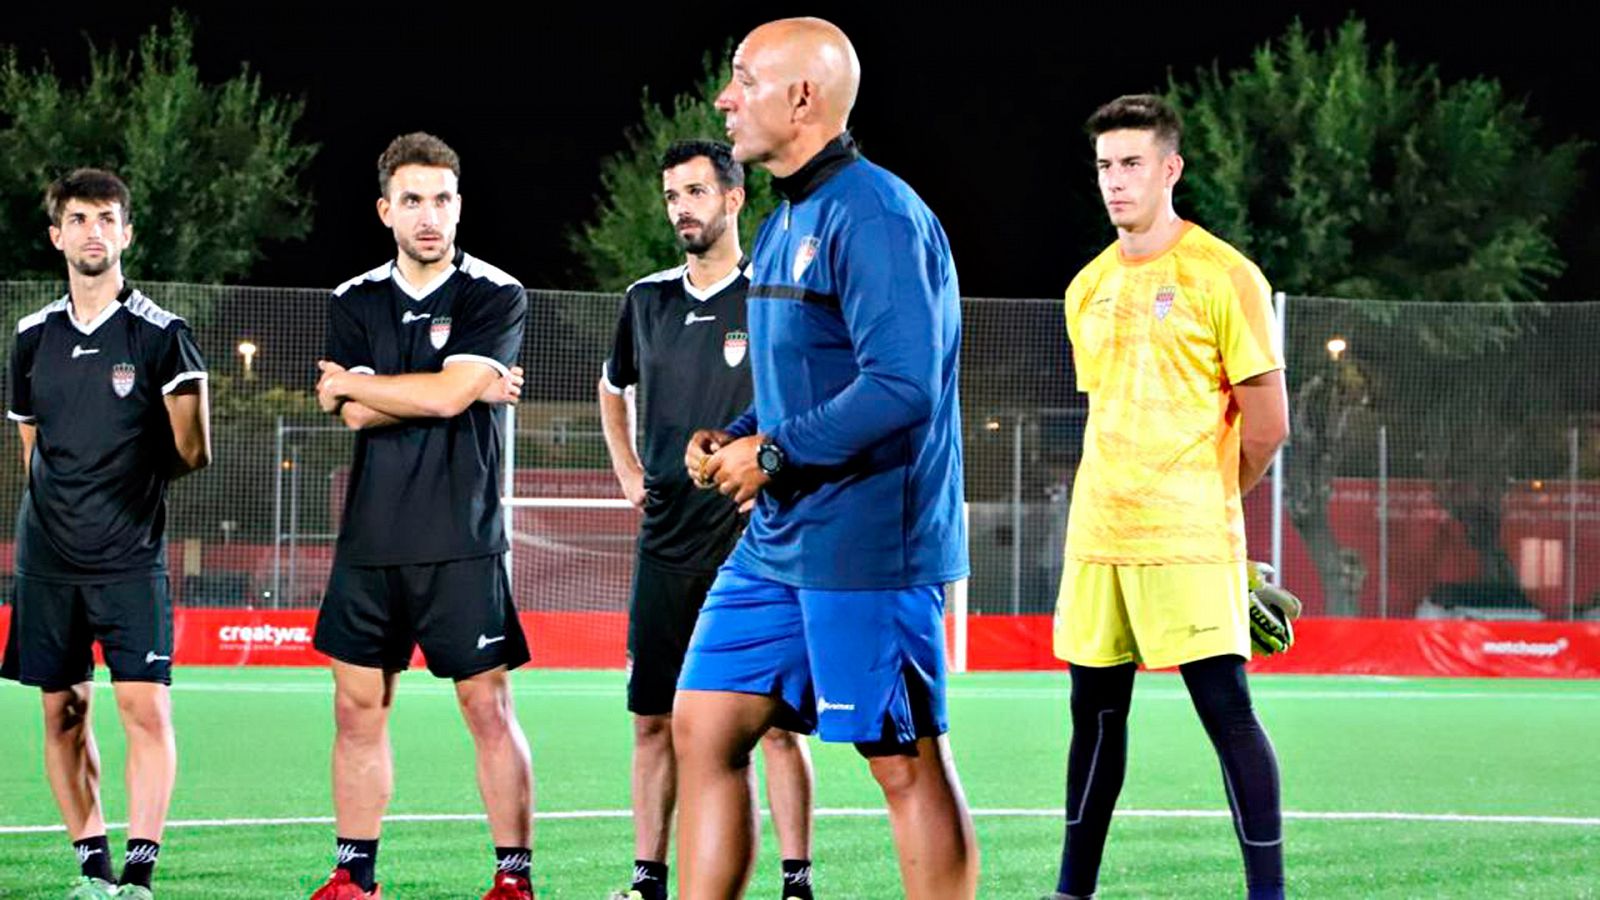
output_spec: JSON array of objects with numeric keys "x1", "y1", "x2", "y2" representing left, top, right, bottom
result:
[{"x1": 1052, "y1": 560, "x2": 1251, "y2": 669}]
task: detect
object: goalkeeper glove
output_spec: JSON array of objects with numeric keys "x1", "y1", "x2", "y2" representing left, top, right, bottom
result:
[{"x1": 1247, "y1": 561, "x2": 1302, "y2": 656}]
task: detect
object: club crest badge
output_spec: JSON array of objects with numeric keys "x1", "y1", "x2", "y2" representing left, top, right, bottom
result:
[
  {"x1": 111, "y1": 363, "x2": 136, "y2": 398},
  {"x1": 723, "y1": 330, "x2": 748, "y2": 368},
  {"x1": 793, "y1": 236, "x2": 821, "y2": 280},
  {"x1": 1154, "y1": 285, "x2": 1176, "y2": 321},
  {"x1": 430, "y1": 317, "x2": 451, "y2": 349}
]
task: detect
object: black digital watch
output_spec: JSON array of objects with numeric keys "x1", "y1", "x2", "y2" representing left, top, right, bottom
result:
[{"x1": 756, "y1": 440, "x2": 786, "y2": 477}]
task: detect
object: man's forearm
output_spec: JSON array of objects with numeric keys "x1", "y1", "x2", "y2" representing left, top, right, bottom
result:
[
  {"x1": 1239, "y1": 441, "x2": 1280, "y2": 495},
  {"x1": 1233, "y1": 370, "x2": 1290, "y2": 496},
  {"x1": 166, "y1": 387, "x2": 212, "y2": 479},
  {"x1": 598, "y1": 381, "x2": 643, "y2": 483},
  {"x1": 18, "y1": 423, "x2": 35, "y2": 478},
  {"x1": 339, "y1": 368, "x2": 490, "y2": 420},
  {"x1": 341, "y1": 401, "x2": 403, "y2": 431},
  {"x1": 769, "y1": 369, "x2": 932, "y2": 468}
]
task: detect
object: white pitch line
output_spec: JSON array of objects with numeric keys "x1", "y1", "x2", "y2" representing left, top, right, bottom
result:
[
  {"x1": 3, "y1": 808, "x2": 1597, "y2": 835},
  {"x1": 51, "y1": 682, "x2": 1600, "y2": 702}
]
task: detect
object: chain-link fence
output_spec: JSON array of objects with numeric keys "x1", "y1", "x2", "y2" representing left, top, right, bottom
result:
[
  {"x1": 1278, "y1": 297, "x2": 1600, "y2": 621},
  {"x1": 1, "y1": 281, "x2": 1595, "y2": 624}
]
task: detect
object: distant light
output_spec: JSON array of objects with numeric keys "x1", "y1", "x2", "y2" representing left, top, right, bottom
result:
[
  {"x1": 238, "y1": 340, "x2": 259, "y2": 378},
  {"x1": 985, "y1": 420, "x2": 1001, "y2": 431},
  {"x1": 1532, "y1": 479, "x2": 1544, "y2": 491},
  {"x1": 1326, "y1": 337, "x2": 1348, "y2": 361},
  {"x1": 281, "y1": 459, "x2": 293, "y2": 470}
]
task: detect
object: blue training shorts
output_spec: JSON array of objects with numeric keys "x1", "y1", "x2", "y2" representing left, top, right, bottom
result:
[{"x1": 677, "y1": 561, "x2": 949, "y2": 745}]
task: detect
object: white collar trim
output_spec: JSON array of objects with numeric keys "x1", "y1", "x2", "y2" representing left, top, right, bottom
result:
[
  {"x1": 682, "y1": 261, "x2": 745, "y2": 303},
  {"x1": 68, "y1": 299, "x2": 123, "y2": 335},
  {"x1": 392, "y1": 261, "x2": 457, "y2": 302}
]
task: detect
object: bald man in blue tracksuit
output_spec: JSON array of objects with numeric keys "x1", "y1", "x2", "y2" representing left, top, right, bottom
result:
[
  {"x1": 675, "y1": 18, "x2": 978, "y2": 900},
  {"x1": 690, "y1": 130, "x2": 967, "y2": 739}
]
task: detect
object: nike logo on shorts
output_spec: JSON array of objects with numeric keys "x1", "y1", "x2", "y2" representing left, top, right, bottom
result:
[
  {"x1": 145, "y1": 651, "x2": 172, "y2": 664},
  {"x1": 478, "y1": 634, "x2": 506, "y2": 650}
]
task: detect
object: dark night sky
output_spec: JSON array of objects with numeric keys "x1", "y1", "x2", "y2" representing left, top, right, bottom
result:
[{"x1": 4, "y1": 1, "x2": 1597, "y2": 298}]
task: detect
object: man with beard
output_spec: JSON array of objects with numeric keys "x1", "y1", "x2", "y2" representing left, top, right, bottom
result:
[
  {"x1": 4, "y1": 168, "x2": 211, "y2": 900},
  {"x1": 309, "y1": 132, "x2": 535, "y2": 900},
  {"x1": 600, "y1": 140, "x2": 817, "y2": 900}
]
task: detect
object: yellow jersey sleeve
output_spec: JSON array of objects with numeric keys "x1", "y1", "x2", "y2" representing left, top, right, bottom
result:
[
  {"x1": 1212, "y1": 260, "x2": 1283, "y2": 384},
  {"x1": 1064, "y1": 267, "x2": 1098, "y2": 394}
]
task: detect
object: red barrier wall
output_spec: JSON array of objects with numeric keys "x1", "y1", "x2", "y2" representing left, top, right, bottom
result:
[
  {"x1": 964, "y1": 614, "x2": 1600, "y2": 678},
  {"x1": 0, "y1": 607, "x2": 629, "y2": 670},
  {"x1": 2, "y1": 608, "x2": 1594, "y2": 678}
]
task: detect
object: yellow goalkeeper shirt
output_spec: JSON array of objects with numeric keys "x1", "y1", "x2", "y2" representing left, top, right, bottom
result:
[{"x1": 1064, "y1": 221, "x2": 1283, "y2": 564}]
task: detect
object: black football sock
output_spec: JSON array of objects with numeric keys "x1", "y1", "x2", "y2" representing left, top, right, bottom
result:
[
  {"x1": 73, "y1": 835, "x2": 114, "y2": 882},
  {"x1": 1056, "y1": 662, "x2": 1135, "y2": 898},
  {"x1": 781, "y1": 858, "x2": 814, "y2": 899},
  {"x1": 335, "y1": 837, "x2": 379, "y2": 892},
  {"x1": 1180, "y1": 655, "x2": 1284, "y2": 897},
  {"x1": 631, "y1": 859, "x2": 668, "y2": 900},
  {"x1": 119, "y1": 839, "x2": 161, "y2": 889}
]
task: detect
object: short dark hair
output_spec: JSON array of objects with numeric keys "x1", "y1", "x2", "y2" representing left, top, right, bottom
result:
[
  {"x1": 660, "y1": 140, "x2": 744, "y2": 191},
  {"x1": 1086, "y1": 94, "x2": 1183, "y2": 154},
  {"x1": 45, "y1": 168, "x2": 132, "y2": 225},
  {"x1": 377, "y1": 132, "x2": 461, "y2": 197}
]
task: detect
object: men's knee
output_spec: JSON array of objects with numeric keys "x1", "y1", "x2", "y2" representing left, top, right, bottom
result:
[
  {"x1": 672, "y1": 709, "x2": 755, "y2": 770},
  {"x1": 864, "y1": 750, "x2": 923, "y2": 798},
  {"x1": 334, "y1": 685, "x2": 390, "y2": 738},
  {"x1": 457, "y1": 684, "x2": 515, "y2": 740},
  {"x1": 115, "y1": 688, "x2": 172, "y2": 738},
  {"x1": 1181, "y1": 655, "x2": 1256, "y2": 732},
  {"x1": 759, "y1": 727, "x2": 804, "y2": 756},
  {"x1": 43, "y1": 685, "x2": 93, "y2": 735},
  {"x1": 634, "y1": 713, "x2": 673, "y2": 749},
  {"x1": 1069, "y1": 662, "x2": 1136, "y2": 721}
]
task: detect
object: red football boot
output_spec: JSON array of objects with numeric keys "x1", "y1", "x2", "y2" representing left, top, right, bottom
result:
[
  {"x1": 310, "y1": 868, "x2": 382, "y2": 899},
  {"x1": 481, "y1": 872, "x2": 534, "y2": 899}
]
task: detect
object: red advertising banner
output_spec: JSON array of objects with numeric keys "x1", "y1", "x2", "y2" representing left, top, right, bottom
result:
[
  {"x1": 2, "y1": 608, "x2": 1594, "y2": 677},
  {"x1": 0, "y1": 608, "x2": 627, "y2": 671},
  {"x1": 964, "y1": 615, "x2": 1600, "y2": 678},
  {"x1": 1248, "y1": 618, "x2": 1600, "y2": 679},
  {"x1": 167, "y1": 609, "x2": 630, "y2": 669}
]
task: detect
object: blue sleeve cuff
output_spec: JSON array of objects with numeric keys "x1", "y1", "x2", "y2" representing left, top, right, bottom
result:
[{"x1": 724, "y1": 406, "x2": 758, "y2": 439}]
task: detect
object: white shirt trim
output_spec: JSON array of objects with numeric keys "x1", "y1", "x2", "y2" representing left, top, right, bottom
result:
[
  {"x1": 392, "y1": 262, "x2": 457, "y2": 302},
  {"x1": 68, "y1": 299, "x2": 123, "y2": 336},
  {"x1": 442, "y1": 354, "x2": 510, "y2": 378},
  {"x1": 7, "y1": 411, "x2": 36, "y2": 423},
  {"x1": 161, "y1": 371, "x2": 209, "y2": 395},
  {"x1": 600, "y1": 362, "x2": 626, "y2": 395},
  {"x1": 626, "y1": 265, "x2": 686, "y2": 294},
  {"x1": 682, "y1": 261, "x2": 745, "y2": 303},
  {"x1": 459, "y1": 253, "x2": 521, "y2": 287},
  {"x1": 122, "y1": 291, "x2": 183, "y2": 329},
  {"x1": 334, "y1": 262, "x2": 393, "y2": 297},
  {"x1": 17, "y1": 298, "x2": 69, "y2": 334}
]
